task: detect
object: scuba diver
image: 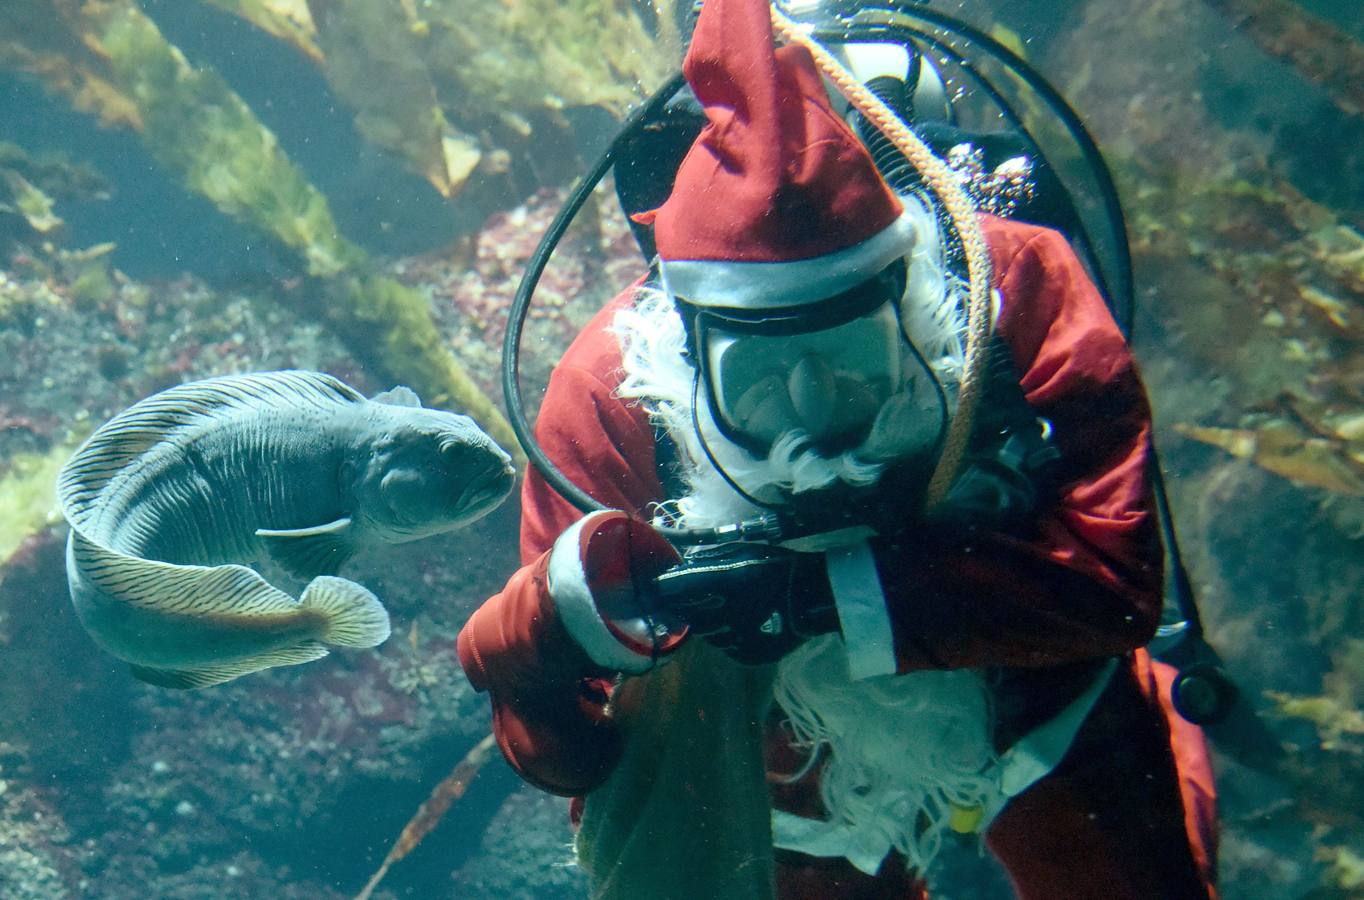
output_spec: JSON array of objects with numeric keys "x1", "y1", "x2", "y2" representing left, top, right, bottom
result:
[{"x1": 458, "y1": 0, "x2": 1219, "y2": 895}]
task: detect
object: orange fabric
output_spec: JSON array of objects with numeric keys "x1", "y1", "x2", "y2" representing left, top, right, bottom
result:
[{"x1": 1137, "y1": 649, "x2": 1221, "y2": 896}]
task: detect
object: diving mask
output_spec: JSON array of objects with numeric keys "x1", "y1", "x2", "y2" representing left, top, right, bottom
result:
[{"x1": 683, "y1": 261, "x2": 946, "y2": 459}]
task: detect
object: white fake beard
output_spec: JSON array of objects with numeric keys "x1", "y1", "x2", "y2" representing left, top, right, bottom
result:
[
  {"x1": 613, "y1": 197, "x2": 1000, "y2": 875},
  {"x1": 773, "y1": 635, "x2": 1002, "y2": 875},
  {"x1": 612, "y1": 197, "x2": 968, "y2": 531}
]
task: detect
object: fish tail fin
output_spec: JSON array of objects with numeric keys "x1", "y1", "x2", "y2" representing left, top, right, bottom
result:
[{"x1": 301, "y1": 576, "x2": 391, "y2": 648}]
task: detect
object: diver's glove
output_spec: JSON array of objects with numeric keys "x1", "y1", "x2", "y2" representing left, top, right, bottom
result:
[
  {"x1": 652, "y1": 543, "x2": 840, "y2": 666},
  {"x1": 547, "y1": 510, "x2": 685, "y2": 674}
]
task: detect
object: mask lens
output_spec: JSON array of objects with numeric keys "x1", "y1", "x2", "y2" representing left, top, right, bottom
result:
[{"x1": 702, "y1": 301, "x2": 903, "y2": 453}]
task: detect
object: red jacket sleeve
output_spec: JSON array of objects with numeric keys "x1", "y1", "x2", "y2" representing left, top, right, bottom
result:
[
  {"x1": 883, "y1": 218, "x2": 1163, "y2": 671},
  {"x1": 458, "y1": 286, "x2": 666, "y2": 795}
]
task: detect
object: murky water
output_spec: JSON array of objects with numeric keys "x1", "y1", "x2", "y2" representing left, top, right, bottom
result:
[{"x1": 1, "y1": 1, "x2": 1360, "y2": 897}]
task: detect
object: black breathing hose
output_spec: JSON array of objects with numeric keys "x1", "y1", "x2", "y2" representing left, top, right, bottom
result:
[{"x1": 501, "y1": 71, "x2": 684, "y2": 522}]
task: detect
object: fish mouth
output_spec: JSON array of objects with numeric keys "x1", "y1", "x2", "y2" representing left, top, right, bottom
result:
[{"x1": 455, "y1": 458, "x2": 516, "y2": 519}]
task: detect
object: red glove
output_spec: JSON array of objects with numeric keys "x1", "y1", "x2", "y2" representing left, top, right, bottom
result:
[{"x1": 548, "y1": 510, "x2": 686, "y2": 674}]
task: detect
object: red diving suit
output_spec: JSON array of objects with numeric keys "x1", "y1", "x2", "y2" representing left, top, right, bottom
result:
[{"x1": 458, "y1": 216, "x2": 1218, "y2": 899}]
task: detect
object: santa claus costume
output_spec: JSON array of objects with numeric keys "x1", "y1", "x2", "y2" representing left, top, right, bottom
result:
[{"x1": 458, "y1": 0, "x2": 1218, "y2": 896}]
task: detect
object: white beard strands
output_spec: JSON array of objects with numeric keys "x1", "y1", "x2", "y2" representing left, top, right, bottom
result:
[
  {"x1": 612, "y1": 197, "x2": 1001, "y2": 875},
  {"x1": 773, "y1": 635, "x2": 1001, "y2": 874}
]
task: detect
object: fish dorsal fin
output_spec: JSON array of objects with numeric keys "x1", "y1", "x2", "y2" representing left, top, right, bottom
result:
[
  {"x1": 371, "y1": 385, "x2": 423, "y2": 407},
  {"x1": 69, "y1": 528, "x2": 298, "y2": 615},
  {"x1": 256, "y1": 517, "x2": 356, "y2": 578},
  {"x1": 128, "y1": 641, "x2": 330, "y2": 689},
  {"x1": 58, "y1": 371, "x2": 364, "y2": 534}
]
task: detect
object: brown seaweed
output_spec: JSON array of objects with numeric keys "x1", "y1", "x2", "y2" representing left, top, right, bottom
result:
[
  {"x1": 1203, "y1": 0, "x2": 1364, "y2": 120},
  {"x1": 354, "y1": 732, "x2": 499, "y2": 900}
]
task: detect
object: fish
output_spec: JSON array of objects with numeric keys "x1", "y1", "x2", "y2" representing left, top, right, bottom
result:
[{"x1": 56, "y1": 370, "x2": 516, "y2": 689}]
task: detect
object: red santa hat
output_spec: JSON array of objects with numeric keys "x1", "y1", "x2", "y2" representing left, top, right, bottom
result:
[{"x1": 641, "y1": 0, "x2": 916, "y2": 310}]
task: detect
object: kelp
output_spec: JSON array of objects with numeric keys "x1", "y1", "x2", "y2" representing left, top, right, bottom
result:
[
  {"x1": 322, "y1": 272, "x2": 515, "y2": 450},
  {"x1": 1203, "y1": 0, "x2": 1364, "y2": 120},
  {"x1": 199, "y1": 0, "x2": 321, "y2": 62},
  {"x1": 0, "y1": 0, "x2": 361, "y2": 275},
  {"x1": 83, "y1": 0, "x2": 363, "y2": 277},
  {"x1": 0, "y1": 171, "x2": 62, "y2": 236},
  {"x1": 0, "y1": 0, "x2": 517, "y2": 452},
  {"x1": 354, "y1": 733, "x2": 498, "y2": 900},
  {"x1": 1266, "y1": 639, "x2": 1364, "y2": 885},
  {"x1": 0, "y1": 0, "x2": 141, "y2": 129},
  {"x1": 209, "y1": 0, "x2": 683, "y2": 199},
  {"x1": 1051, "y1": 6, "x2": 1364, "y2": 889},
  {"x1": 1320, "y1": 847, "x2": 1364, "y2": 893},
  {"x1": 1175, "y1": 419, "x2": 1364, "y2": 497},
  {"x1": 1131, "y1": 174, "x2": 1364, "y2": 503},
  {"x1": 303, "y1": 0, "x2": 683, "y2": 198},
  {"x1": 2, "y1": 123, "x2": 107, "y2": 250},
  {"x1": 0, "y1": 141, "x2": 109, "y2": 205},
  {"x1": 306, "y1": 0, "x2": 477, "y2": 199}
]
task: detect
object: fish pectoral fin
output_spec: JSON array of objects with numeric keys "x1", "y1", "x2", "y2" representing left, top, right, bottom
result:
[
  {"x1": 256, "y1": 518, "x2": 355, "y2": 578},
  {"x1": 128, "y1": 641, "x2": 330, "y2": 690}
]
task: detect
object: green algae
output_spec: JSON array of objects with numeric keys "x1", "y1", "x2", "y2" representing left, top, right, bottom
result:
[{"x1": 0, "y1": 441, "x2": 80, "y2": 569}]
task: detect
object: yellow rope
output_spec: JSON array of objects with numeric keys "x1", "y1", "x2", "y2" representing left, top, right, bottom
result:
[{"x1": 770, "y1": 6, "x2": 994, "y2": 510}]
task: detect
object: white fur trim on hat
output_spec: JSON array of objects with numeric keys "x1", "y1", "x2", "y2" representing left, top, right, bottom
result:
[
  {"x1": 660, "y1": 212, "x2": 918, "y2": 310},
  {"x1": 548, "y1": 513, "x2": 658, "y2": 675}
]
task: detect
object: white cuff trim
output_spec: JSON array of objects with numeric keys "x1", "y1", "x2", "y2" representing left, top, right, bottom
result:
[
  {"x1": 548, "y1": 514, "x2": 656, "y2": 675},
  {"x1": 827, "y1": 541, "x2": 897, "y2": 680}
]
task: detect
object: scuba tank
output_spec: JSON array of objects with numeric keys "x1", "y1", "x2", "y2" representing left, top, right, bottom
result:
[{"x1": 502, "y1": 0, "x2": 1271, "y2": 754}]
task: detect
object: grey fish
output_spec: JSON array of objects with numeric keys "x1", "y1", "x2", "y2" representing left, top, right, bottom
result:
[{"x1": 57, "y1": 370, "x2": 515, "y2": 689}]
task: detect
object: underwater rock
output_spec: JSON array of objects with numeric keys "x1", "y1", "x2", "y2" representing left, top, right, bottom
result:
[
  {"x1": 0, "y1": 774, "x2": 76, "y2": 900},
  {"x1": 449, "y1": 785, "x2": 585, "y2": 900}
]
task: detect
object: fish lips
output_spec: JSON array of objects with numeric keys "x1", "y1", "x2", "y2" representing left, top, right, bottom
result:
[{"x1": 452, "y1": 452, "x2": 516, "y2": 522}]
